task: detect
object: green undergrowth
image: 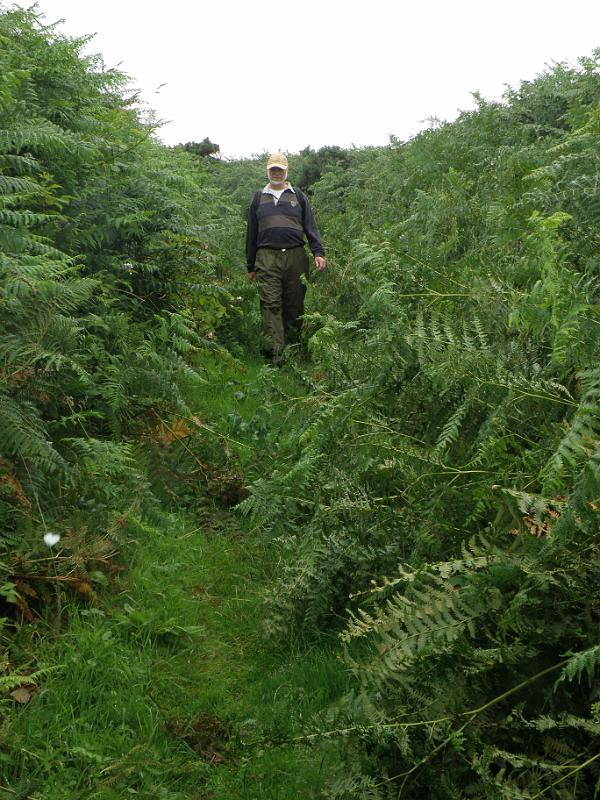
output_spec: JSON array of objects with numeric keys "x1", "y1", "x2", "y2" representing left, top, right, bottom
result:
[{"x1": 2, "y1": 355, "x2": 350, "y2": 800}]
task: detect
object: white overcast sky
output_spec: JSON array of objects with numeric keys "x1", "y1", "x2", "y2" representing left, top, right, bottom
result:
[{"x1": 25, "y1": 0, "x2": 600, "y2": 158}]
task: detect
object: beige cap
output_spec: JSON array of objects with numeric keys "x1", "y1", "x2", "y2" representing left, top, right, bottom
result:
[{"x1": 267, "y1": 152, "x2": 288, "y2": 170}]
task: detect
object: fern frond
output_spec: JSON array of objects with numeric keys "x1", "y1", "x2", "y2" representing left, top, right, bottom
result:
[
  {"x1": 542, "y1": 367, "x2": 600, "y2": 492},
  {"x1": 433, "y1": 395, "x2": 472, "y2": 459},
  {"x1": 0, "y1": 665, "x2": 60, "y2": 693},
  {"x1": 0, "y1": 175, "x2": 39, "y2": 194},
  {"x1": 557, "y1": 644, "x2": 600, "y2": 687},
  {"x1": 0, "y1": 392, "x2": 65, "y2": 473}
]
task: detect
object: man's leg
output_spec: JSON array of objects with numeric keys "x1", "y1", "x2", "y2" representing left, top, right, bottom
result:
[
  {"x1": 255, "y1": 249, "x2": 285, "y2": 364},
  {"x1": 282, "y1": 247, "x2": 309, "y2": 345}
]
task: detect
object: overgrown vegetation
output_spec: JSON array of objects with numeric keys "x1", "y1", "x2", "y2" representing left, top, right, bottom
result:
[
  {"x1": 2, "y1": 4, "x2": 600, "y2": 798},
  {"x1": 239, "y1": 57, "x2": 600, "y2": 799},
  {"x1": 0, "y1": 2, "x2": 242, "y2": 696}
]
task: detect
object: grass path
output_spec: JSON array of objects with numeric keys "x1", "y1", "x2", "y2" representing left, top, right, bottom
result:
[{"x1": 4, "y1": 358, "x2": 349, "y2": 799}]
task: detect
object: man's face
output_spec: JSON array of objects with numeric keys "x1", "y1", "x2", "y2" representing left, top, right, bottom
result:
[{"x1": 268, "y1": 166, "x2": 286, "y2": 185}]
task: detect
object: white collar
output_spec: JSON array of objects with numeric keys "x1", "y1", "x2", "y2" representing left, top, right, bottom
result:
[{"x1": 262, "y1": 182, "x2": 295, "y2": 195}]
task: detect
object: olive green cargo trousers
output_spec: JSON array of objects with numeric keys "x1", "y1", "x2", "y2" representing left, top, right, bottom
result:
[{"x1": 255, "y1": 246, "x2": 309, "y2": 364}]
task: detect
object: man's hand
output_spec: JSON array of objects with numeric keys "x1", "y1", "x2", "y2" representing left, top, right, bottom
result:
[
  {"x1": 248, "y1": 271, "x2": 257, "y2": 282},
  {"x1": 315, "y1": 256, "x2": 327, "y2": 272}
]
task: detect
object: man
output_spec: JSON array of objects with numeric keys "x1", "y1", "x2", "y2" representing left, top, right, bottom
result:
[{"x1": 246, "y1": 152, "x2": 326, "y2": 365}]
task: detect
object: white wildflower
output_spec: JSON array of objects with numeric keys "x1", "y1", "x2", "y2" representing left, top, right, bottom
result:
[{"x1": 43, "y1": 532, "x2": 61, "y2": 548}]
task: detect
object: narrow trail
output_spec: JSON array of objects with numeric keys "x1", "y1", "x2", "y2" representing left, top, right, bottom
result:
[{"x1": 6, "y1": 357, "x2": 349, "y2": 800}]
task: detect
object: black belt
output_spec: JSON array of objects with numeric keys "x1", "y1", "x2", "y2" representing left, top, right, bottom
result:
[{"x1": 259, "y1": 245, "x2": 303, "y2": 252}]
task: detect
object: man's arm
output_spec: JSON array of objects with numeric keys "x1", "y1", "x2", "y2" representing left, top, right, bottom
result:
[
  {"x1": 300, "y1": 192, "x2": 326, "y2": 270},
  {"x1": 245, "y1": 193, "x2": 259, "y2": 273}
]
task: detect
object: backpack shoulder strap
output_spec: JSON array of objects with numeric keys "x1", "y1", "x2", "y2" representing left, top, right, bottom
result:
[{"x1": 293, "y1": 187, "x2": 307, "y2": 210}]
